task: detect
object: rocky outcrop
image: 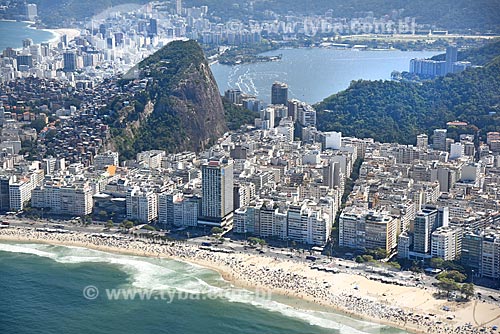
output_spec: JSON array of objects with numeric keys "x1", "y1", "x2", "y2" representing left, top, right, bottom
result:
[{"x1": 106, "y1": 40, "x2": 227, "y2": 158}]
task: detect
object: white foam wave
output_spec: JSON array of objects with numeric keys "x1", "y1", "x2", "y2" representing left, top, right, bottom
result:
[
  {"x1": 222, "y1": 289, "x2": 383, "y2": 333},
  {"x1": 0, "y1": 243, "x2": 216, "y2": 293},
  {"x1": 0, "y1": 243, "x2": 57, "y2": 259},
  {"x1": 0, "y1": 243, "x2": 396, "y2": 333}
]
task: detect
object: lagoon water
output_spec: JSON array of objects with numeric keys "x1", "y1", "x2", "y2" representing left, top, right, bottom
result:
[
  {"x1": 0, "y1": 20, "x2": 438, "y2": 105},
  {"x1": 211, "y1": 48, "x2": 439, "y2": 104},
  {"x1": 0, "y1": 242, "x2": 410, "y2": 334}
]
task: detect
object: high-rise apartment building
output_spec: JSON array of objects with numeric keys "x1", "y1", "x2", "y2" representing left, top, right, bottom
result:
[
  {"x1": 433, "y1": 129, "x2": 447, "y2": 151},
  {"x1": 63, "y1": 51, "x2": 77, "y2": 72},
  {"x1": 176, "y1": 0, "x2": 182, "y2": 15},
  {"x1": 445, "y1": 46, "x2": 458, "y2": 74},
  {"x1": 199, "y1": 158, "x2": 234, "y2": 227},
  {"x1": 271, "y1": 82, "x2": 288, "y2": 105},
  {"x1": 413, "y1": 207, "x2": 438, "y2": 254},
  {"x1": 482, "y1": 230, "x2": 500, "y2": 280},
  {"x1": 94, "y1": 151, "x2": 119, "y2": 170},
  {"x1": 8, "y1": 176, "x2": 33, "y2": 211},
  {"x1": 413, "y1": 206, "x2": 449, "y2": 255},
  {"x1": 149, "y1": 19, "x2": 158, "y2": 36},
  {"x1": 339, "y1": 209, "x2": 398, "y2": 253},
  {"x1": 126, "y1": 187, "x2": 158, "y2": 223},
  {"x1": 32, "y1": 182, "x2": 94, "y2": 216},
  {"x1": 224, "y1": 89, "x2": 242, "y2": 104},
  {"x1": 416, "y1": 134, "x2": 428, "y2": 149},
  {"x1": 365, "y1": 212, "x2": 399, "y2": 253},
  {"x1": 26, "y1": 4, "x2": 37, "y2": 21},
  {"x1": 16, "y1": 54, "x2": 33, "y2": 70},
  {"x1": 158, "y1": 192, "x2": 200, "y2": 227},
  {"x1": 0, "y1": 175, "x2": 11, "y2": 210},
  {"x1": 461, "y1": 230, "x2": 483, "y2": 273},
  {"x1": 431, "y1": 226, "x2": 462, "y2": 261},
  {"x1": 461, "y1": 228, "x2": 500, "y2": 280}
]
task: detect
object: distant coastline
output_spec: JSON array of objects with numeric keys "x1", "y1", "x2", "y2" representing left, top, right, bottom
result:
[
  {"x1": 0, "y1": 20, "x2": 57, "y2": 51},
  {"x1": 0, "y1": 20, "x2": 80, "y2": 52}
]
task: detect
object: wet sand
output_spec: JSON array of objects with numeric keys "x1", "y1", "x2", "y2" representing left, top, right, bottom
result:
[{"x1": 1, "y1": 227, "x2": 499, "y2": 334}]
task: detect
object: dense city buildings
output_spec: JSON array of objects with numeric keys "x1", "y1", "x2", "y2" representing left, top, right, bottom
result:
[
  {"x1": 0, "y1": 1, "x2": 498, "y2": 272},
  {"x1": 339, "y1": 209, "x2": 398, "y2": 253}
]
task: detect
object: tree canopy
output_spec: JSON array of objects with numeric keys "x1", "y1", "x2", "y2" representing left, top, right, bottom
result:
[{"x1": 315, "y1": 43, "x2": 500, "y2": 145}]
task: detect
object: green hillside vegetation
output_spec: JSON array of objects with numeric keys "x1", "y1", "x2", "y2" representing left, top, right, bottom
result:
[
  {"x1": 104, "y1": 40, "x2": 227, "y2": 159},
  {"x1": 431, "y1": 40, "x2": 500, "y2": 65},
  {"x1": 315, "y1": 47, "x2": 500, "y2": 144},
  {"x1": 137, "y1": 39, "x2": 207, "y2": 93},
  {"x1": 223, "y1": 97, "x2": 258, "y2": 130}
]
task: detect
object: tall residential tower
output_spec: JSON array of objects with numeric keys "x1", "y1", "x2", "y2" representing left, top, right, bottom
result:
[
  {"x1": 271, "y1": 82, "x2": 288, "y2": 105},
  {"x1": 199, "y1": 158, "x2": 234, "y2": 227}
]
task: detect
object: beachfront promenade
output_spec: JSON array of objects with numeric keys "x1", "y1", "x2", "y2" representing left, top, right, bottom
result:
[{"x1": 1, "y1": 226, "x2": 499, "y2": 334}]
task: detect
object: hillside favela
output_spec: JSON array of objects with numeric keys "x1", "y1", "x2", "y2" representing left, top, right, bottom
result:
[{"x1": 0, "y1": 1, "x2": 499, "y2": 334}]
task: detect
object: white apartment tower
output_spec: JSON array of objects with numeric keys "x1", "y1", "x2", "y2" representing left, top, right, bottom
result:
[
  {"x1": 200, "y1": 158, "x2": 234, "y2": 227},
  {"x1": 127, "y1": 187, "x2": 158, "y2": 223},
  {"x1": 431, "y1": 226, "x2": 462, "y2": 261},
  {"x1": 416, "y1": 133, "x2": 428, "y2": 149}
]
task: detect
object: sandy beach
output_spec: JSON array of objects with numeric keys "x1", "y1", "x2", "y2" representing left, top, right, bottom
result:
[
  {"x1": 1, "y1": 227, "x2": 499, "y2": 334},
  {"x1": 42, "y1": 28, "x2": 81, "y2": 44}
]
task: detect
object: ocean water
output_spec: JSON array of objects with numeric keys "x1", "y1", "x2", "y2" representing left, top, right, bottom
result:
[
  {"x1": 0, "y1": 20, "x2": 57, "y2": 51},
  {"x1": 0, "y1": 242, "x2": 410, "y2": 334},
  {"x1": 211, "y1": 48, "x2": 440, "y2": 104}
]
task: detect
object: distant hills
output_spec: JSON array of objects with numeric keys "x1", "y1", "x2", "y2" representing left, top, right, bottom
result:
[
  {"x1": 16, "y1": 0, "x2": 500, "y2": 32},
  {"x1": 103, "y1": 40, "x2": 227, "y2": 159},
  {"x1": 315, "y1": 40, "x2": 500, "y2": 145},
  {"x1": 186, "y1": 0, "x2": 500, "y2": 32},
  {"x1": 24, "y1": 0, "x2": 149, "y2": 27}
]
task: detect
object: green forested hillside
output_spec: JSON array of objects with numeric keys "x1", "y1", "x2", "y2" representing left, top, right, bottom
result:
[
  {"x1": 223, "y1": 98, "x2": 259, "y2": 130},
  {"x1": 104, "y1": 40, "x2": 227, "y2": 159},
  {"x1": 315, "y1": 53, "x2": 500, "y2": 144}
]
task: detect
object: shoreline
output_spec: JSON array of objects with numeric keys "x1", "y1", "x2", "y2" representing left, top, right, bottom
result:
[
  {"x1": 1, "y1": 227, "x2": 499, "y2": 334},
  {"x1": 0, "y1": 19, "x2": 80, "y2": 48},
  {"x1": 0, "y1": 232, "x2": 416, "y2": 333},
  {"x1": 39, "y1": 27, "x2": 81, "y2": 45}
]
